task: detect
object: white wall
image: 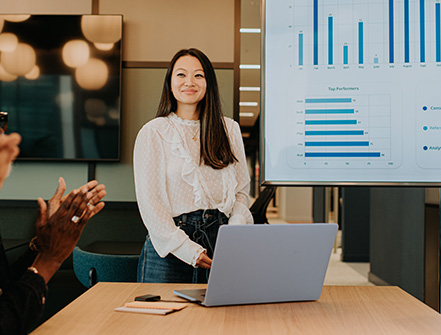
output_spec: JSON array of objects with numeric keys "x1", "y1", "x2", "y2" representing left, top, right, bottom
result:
[{"x1": 278, "y1": 187, "x2": 313, "y2": 223}]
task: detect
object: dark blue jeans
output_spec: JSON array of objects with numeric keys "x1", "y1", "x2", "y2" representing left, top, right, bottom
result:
[{"x1": 137, "y1": 209, "x2": 228, "y2": 283}]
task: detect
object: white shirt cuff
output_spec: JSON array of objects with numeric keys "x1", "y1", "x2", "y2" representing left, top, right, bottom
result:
[{"x1": 172, "y1": 239, "x2": 206, "y2": 267}]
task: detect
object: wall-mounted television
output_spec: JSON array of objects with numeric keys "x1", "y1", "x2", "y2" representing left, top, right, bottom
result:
[{"x1": 0, "y1": 14, "x2": 122, "y2": 161}]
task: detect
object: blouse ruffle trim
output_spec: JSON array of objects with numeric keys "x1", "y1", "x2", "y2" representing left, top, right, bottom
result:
[{"x1": 155, "y1": 113, "x2": 238, "y2": 216}]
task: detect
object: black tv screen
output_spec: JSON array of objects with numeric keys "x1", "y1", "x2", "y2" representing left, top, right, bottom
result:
[{"x1": 0, "y1": 14, "x2": 122, "y2": 161}]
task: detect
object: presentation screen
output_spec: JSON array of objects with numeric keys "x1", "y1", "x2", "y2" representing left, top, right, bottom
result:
[{"x1": 263, "y1": 0, "x2": 441, "y2": 185}]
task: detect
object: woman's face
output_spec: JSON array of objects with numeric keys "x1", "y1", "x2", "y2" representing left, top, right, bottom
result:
[{"x1": 171, "y1": 55, "x2": 207, "y2": 110}]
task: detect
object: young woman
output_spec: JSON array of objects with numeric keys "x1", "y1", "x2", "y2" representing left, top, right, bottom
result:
[{"x1": 134, "y1": 48, "x2": 253, "y2": 283}]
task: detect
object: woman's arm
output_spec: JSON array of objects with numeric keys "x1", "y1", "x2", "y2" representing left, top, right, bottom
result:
[
  {"x1": 0, "y1": 264, "x2": 47, "y2": 335},
  {"x1": 0, "y1": 179, "x2": 106, "y2": 334},
  {"x1": 133, "y1": 123, "x2": 205, "y2": 266}
]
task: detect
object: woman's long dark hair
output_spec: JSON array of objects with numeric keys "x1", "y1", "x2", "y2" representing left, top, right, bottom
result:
[{"x1": 156, "y1": 48, "x2": 237, "y2": 169}]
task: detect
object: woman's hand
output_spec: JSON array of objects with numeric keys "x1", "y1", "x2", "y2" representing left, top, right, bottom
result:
[
  {"x1": 40, "y1": 177, "x2": 106, "y2": 220},
  {"x1": 196, "y1": 250, "x2": 212, "y2": 269},
  {"x1": 32, "y1": 178, "x2": 106, "y2": 283}
]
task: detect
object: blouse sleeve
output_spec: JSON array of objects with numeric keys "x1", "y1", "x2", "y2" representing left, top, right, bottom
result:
[
  {"x1": 133, "y1": 122, "x2": 204, "y2": 266},
  {"x1": 226, "y1": 120, "x2": 254, "y2": 225}
]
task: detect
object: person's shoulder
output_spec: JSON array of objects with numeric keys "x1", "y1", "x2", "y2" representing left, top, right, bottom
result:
[
  {"x1": 140, "y1": 116, "x2": 170, "y2": 132},
  {"x1": 136, "y1": 117, "x2": 170, "y2": 140},
  {"x1": 223, "y1": 116, "x2": 238, "y2": 127},
  {"x1": 147, "y1": 116, "x2": 170, "y2": 128},
  {"x1": 223, "y1": 116, "x2": 240, "y2": 132}
]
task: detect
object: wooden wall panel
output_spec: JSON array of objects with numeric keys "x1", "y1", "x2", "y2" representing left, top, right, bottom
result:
[
  {"x1": 99, "y1": 0, "x2": 234, "y2": 63},
  {"x1": 0, "y1": 0, "x2": 92, "y2": 14}
]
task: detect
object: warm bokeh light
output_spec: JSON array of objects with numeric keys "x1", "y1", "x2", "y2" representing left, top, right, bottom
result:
[
  {"x1": 0, "y1": 33, "x2": 18, "y2": 52},
  {"x1": 81, "y1": 16, "x2": 122, "y2": 44},
  {"x1": 94, "y1": 42, "x2": 114, "y2": 51},
  {"x1": 25, "y1": 65, "x2": 40, "y2": 80},
  {"x1": 75, "y1": 58, "x2": 108, "y2": 90},
  {"x1": 62, "y1": 40, "x2": 90, "y2": 68},
  {"x1": 1, "y1": 42, "x2": 36, "y2": 76},
  {"x1": 0, "y1": 63, "x2": 17, "y2": 82},
  {"x1": 0, "y1": 15, "x2": 31, "y2": 22}
]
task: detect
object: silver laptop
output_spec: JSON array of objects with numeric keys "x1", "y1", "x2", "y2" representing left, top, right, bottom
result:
[{"x1": 174, "y1": 223, "x2": 338, "y2": 306}]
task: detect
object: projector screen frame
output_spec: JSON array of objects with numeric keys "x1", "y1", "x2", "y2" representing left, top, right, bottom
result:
[{"x1": 260, "y1": 0, "x2": 441, "y2": 187}]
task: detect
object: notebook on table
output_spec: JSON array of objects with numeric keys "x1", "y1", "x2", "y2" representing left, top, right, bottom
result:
[{"x1": 174, "y1": 223, "x2": 338, "y2": 307}]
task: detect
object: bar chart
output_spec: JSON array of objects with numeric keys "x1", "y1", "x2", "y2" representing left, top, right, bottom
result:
[
  {"x1": 287, "y1": 92, "x2": 392, "y2": 168},
  {"x1": 292, "y1": 0, "x2": 441, "y2": 67}
]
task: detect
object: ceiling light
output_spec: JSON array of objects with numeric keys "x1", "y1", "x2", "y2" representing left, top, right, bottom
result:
[
  {"x1": 239, "y1": 102, "x2": 258, "y2": 107},
  {"x1": 240, "y1": 87, "x2": 260, "y2": 91},
  {"x1": 239, "y1": 64, "x2": 261, "y2": 69},
  {"x1": 240, "y1": 28, "x2": 261, "y2": 33}
]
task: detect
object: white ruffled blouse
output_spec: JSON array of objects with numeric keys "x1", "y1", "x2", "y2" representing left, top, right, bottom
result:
[{"x1": 133, "y1": 112, "x2": 253, "y2": 267}]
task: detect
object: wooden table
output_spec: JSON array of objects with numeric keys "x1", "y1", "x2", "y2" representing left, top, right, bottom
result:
[{"x1": 32, "y1": 283, "x2": 441, "y2": 335}]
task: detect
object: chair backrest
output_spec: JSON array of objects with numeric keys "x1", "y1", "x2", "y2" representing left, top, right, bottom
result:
[
  {"x1": 72, "y1": 246, "x2": 139, "y2": 288},
  {"x1": 249, "y1": 186, "x2": 277, "y2": 224}
]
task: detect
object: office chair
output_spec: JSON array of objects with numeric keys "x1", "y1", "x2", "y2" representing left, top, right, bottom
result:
[
  {"x1": 72, "y1": 246, "x2": 139, "y2": 288},
  {"x1": 249, "y1": 186, "x2": 277, "y2": 224}
]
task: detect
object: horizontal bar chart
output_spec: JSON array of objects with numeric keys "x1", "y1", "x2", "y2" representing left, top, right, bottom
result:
[
  {"x1": 305, "y1": 98, "x2": 352, "y2": 103},
  {"x1": 305, "y1": 152, "x2": 381, "y2": 158},
  {"x1": 305, "y1": 130, "x2": 364, "y2": 136},
  {"x1": 305, "y1": 120, "x2": 357, "y2": 125},
  {"x1": 305, "y1": 109, "x2": 354, "y2": 114},
  {"x1": 298, "y1": 93, "x2": 391, "y2": 163},
  {"x1": 305, "y1": 141, "x2": 369, "y2": 147}
]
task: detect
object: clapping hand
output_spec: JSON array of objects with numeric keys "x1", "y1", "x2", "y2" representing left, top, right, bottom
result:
[{"x1": 32, "y1": 177, "x2": 106, "y2": 282}]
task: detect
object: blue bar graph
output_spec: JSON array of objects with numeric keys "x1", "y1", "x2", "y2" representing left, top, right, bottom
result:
[
  {"x1": 305, "y1": 120, "x2": 357, "y2": 125},
  {"x1": 305, "y1": 109, "x2": 355, "y2": 114},
  {"x1": 389, "y1": 0, "x2": 394, "y2": 63},
  {"x1": 313, "y1": 0, "x2": 318, "y2": 65},
  {"x1": 437, "y1": 3, "x2": 441, "y2": 62},
  {"x1": 328, "y1": 16, "x2": 333, "y2": 65},
  {"x1": 305, "y1": 130, "x2": 364, "y2": 136},
  {"x1": 405, "y1": 0, "x2": 410, "y2": 63},
  {"x1": 343, "y1": 44, "x2": 348, "y2": 64},
  {"x1": 358, "y1": 21, "x2": 363, "y2": 64},
  {"x1": 305, "y1": 98, "x2": 352, "y2": 103},
  {"x1": 420, "y1": 0, "x2": 425, "y2": 63},
  {"x1": 305, "y1": 152, "x2": 381, "y2": 158},
  {"x1": 305, "y1": 141, "x2": 369, "y2": 147},
  {"x1": 294, "y1": 1, "x2": 441, "y2": 67},
  {"x1": 298, "y1": 92, "x2": 387, "y2": 161}
]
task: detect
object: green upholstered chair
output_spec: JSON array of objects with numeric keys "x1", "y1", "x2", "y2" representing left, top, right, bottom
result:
[{"x1": 72, "y1": 246, "x2": 139, "y2": 288}]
